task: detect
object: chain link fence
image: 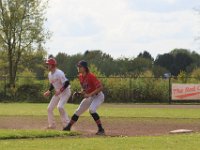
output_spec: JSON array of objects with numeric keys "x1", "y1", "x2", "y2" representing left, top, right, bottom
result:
[
  {"x1": 1, "y1": 76, "x2": 200, "y2": 103},
  {"x1": 0, "y1": 75, "x2": 174, "y2": 103}
]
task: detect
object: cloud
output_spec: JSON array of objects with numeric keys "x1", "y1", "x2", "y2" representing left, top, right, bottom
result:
[
  {"x1": 45, "y1": 0, "x2": 200, "y2": 58},
  {"x1": 127, "y1": 0, "x2": 199, "y2": 13}
]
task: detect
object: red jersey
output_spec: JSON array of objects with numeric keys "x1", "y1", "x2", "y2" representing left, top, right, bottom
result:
[{"x1": 78, "y1": 73, "x2": 101, "y2": 94}]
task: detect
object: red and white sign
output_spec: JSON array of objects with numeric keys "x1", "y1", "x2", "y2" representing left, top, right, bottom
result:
[{"x1": 172, "y1": 84, "x2": 200, "y2": 100}]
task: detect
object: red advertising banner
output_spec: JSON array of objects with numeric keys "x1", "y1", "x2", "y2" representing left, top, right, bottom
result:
[{"x1": 172, "y1": 84, "x2": 200, "y2": 100}]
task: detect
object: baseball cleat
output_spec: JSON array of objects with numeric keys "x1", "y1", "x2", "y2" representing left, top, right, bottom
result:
[
  {"x1": 96, "y1": 129, "x2": 105, "y2": 135},
  {"x1": 63, "y1": 126, "x2": 71, "y2": 131}
]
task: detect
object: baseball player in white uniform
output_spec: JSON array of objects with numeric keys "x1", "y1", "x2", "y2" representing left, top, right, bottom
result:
[
  {"x1": 63, "y1": 60, "x2": 105, "y2": 135},
  {"x1": 44, "y1": 58, "x2": 71, "y2": 129}
]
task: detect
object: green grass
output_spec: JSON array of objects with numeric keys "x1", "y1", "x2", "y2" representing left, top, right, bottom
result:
[
  {"x1": 0, "y1": 133, "x2": 200, "y2": 150},
  {"x1": 1, "y1": 103, "x2": 200, "y2": 150},
  {"x1": 0, "y1": 103, "x2": 200, "y2": 118},
  {"x1": 0, "y1": 129, "x2": 79, "y2": 140}
]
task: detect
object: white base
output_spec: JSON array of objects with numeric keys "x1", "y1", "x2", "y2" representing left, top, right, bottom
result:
[{"x1": 170, "y1": 129, "x2": 193, "y2": 134}]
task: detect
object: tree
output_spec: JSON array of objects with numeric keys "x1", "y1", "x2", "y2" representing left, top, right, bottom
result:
[
  {"x1": 173, "y1": 52, "x2": 193, "y2": 75},
  {"x1": 89, "y1": 64, "x2": 104, "y2": 77},
  {"x1": 155, "y1": 49, "x2": 194, "y2": 76},
  {"x1": 83, "y1": 50, "x2": 116, "y2": 76},
  {"x1": 20, "y1": 48, "x2": 47, "y2": 78},
  {"x1": 138, "y1": 51, "x2": 154, "y2": 61},
  {"x1": 186, "y1": 51, "x2": 200, "y2": 72},
  {"x1": 0, "y1": 0, "x2": 49, "y2": 86},
  {"x1": 152, "y1": 65, "x2": 168, "y2": 77},
  {"x1": 55, "y1": 52, "x2": 83, "y2": 78},
  {"x1": 190, "y1": 68, "x2": 200, "y2": 81},
  {"x1": 0, "y1": 50, "x2": 7, "y2": 76},
  {"x1": 170, "y1": 48, "x2": 190, "y2": 56},
  {"x1": 54, "y1": 50, "x2": 155, "y2": 77},
  {"x1": 155, "y1": 53, "x2": 174, "y2": 73},
  {"x1": 131, "y1": 57, "x2": 153, "y2": 76}
]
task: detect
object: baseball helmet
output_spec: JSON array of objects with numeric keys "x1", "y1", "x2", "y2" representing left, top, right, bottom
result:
[
  {"x1": 46, "y1": 58, "x2": 57, "y2": 66},
  {"x1": 77, "y1": 60, "x2": 88, "y2": 68}
]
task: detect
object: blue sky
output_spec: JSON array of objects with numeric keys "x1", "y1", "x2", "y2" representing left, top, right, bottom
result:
[{"x1": 45, "y1": 0, "x2": 200, "y2": 58}]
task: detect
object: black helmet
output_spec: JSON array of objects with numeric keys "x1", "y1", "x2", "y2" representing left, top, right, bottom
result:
[{"x1": 77, "y1": 60, "x2": 88, "y2": 68}]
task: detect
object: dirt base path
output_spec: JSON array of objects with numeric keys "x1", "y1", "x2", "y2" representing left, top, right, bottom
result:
[{"x1": 0, "y1": 116, "x2": 200, "y2": 137}]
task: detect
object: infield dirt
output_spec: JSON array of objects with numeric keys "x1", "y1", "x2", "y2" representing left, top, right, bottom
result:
[{"x1": 0, "y1": 116, "x2": 200, "y2": 137}]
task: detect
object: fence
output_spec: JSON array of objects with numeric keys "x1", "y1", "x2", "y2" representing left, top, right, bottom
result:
[{"x1": 0, "y1": 76, "x2": 200, "y2": 103}]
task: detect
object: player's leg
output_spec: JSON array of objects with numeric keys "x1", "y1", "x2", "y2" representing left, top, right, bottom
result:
[
  {"x1": 63, "y1": 97, "x2": 93, "y2": 131},
  {"x1": 89, "y1": 92, "x2": 105, "y2": 135},
  {"x1": 57, "y1": 89, "x2": 71, "y2": 128},
  {"x1": 47, "y1": 95, "x2": 60, "y2": 129}
]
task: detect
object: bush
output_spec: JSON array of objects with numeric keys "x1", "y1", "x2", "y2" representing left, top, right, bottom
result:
[
  {"x1": 100, "y1": 71, "x2": 169, "y2": 103},
  {"x1": 12, "y1": 69, "x2": 49, "y2": 102},
  {"x1": 189, "y1": 68, "x2": 200, "y2": 83},
  {"x1": 15, "y1": 83, "x2": 48, "y2": 102},
  {"x1": 17, "y1": 69, "x2": 37, "y2": 86},
  {"x1": 69, "y1": 79, "x2": 82, "y2": 103},
  {"x1": 5, "y1": 68, "x2": 200, "y2": 103},
  {"x1": 102, "y1": 77, "x2": 130, "y2": 103}
]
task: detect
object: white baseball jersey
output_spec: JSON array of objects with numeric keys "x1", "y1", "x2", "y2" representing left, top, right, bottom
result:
[
  {"x1": 47, "y1": 69, "x2": 71, "y2": 128},
  {"x1": 48, "y1": 69, "x2": 69, "y2": 91}
]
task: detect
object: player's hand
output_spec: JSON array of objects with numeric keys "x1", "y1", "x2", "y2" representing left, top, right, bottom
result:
[
  {"x1": 81, "y1": 90, "x2": 86, "y2": 95},
  {"x1": 84, "y1": 93, "x2": 92, "y2": 98},
  {"x1": 74, "y1": 92, "x2": 81, "y2": 97},
  {"x1": 44, "y1": 90, "x2": 50, "y2": 97},
  {"x1": 71, "y1": 92, "x2": 80, "y2": 101},
  {"x1": 55, "y1": 90, "x2": 61, "y2": 96}
]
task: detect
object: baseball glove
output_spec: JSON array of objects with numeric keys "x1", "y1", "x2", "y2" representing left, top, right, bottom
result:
[{"x1": 71, "y1": 91, "x2": 82, "y2": 101}]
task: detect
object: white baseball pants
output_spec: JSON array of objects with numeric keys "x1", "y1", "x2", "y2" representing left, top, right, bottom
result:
[
  {"x1": 75, "y1": 92, "x2": 104, "y2": 116},
  {"x1": 47, "y1": 88, "x2": 71, "y2": 128}
]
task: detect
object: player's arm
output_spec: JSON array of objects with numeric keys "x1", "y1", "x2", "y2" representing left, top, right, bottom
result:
[
  {"x1": 44, "y1": 84, "x2": 54, "y2": 97},
  {"x1": 60, "y1": 80, "x2": 70, "y2": 92},
  {"x1": 49, "y1": 84, "x2": 54, "y2": 91},
  {"x1": 88, "y1": 84, "x2": 103, "y2": 97},
  {"x1": 55, "y1": 80, "x2": 70, "y2": 96},
  {"x1": 85, "y1": 75, "x2": 103, "y2": 98}
]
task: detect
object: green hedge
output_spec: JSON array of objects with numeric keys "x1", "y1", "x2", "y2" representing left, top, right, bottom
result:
[
  {"x1": 0, "y1": 75, "x2": 199, "y2": 103},
  {"x1": 102, "y1": 77, "x2": 169, "y2": 103},
  {"x1": 15, "y1": 84, "x2": 46, "y2": 102},
  {"x1": 0, "y1": 77, "x2": 170, "y2": 103}
]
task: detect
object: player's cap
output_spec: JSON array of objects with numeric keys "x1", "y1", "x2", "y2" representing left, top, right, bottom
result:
[
  {"x1": 46, "y1": 58, "x2": 57, "y2": 66},
  {"x1": 77, "y1": 60, "x2": 88, "y2": 68}
]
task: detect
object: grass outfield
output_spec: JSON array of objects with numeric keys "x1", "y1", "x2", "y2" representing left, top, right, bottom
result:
[
  {"x1": 0, "y1": 134, "x2": 200, "y2": 150},
  {"x1": 0, "y1": 103, "x2": 200, "y2": 118}
]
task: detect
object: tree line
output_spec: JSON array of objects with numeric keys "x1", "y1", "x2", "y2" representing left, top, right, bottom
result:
[
  {"x1": 54, "y1": 49, "x2": 200, "y2": 78},
  {"x1": 1, "y1": 48, "x2": 200, "y2": 79},
  {"x1": 0, "y1": 0, "x2": 200, "y2": 87}
]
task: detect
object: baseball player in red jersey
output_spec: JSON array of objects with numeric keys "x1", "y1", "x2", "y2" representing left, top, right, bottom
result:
[
  {"x1": 63, "y1": 60, "x2": 105, "y2": 135},
  {"x1": 44, "y1": 58, "x2": 71, "y2": 129}
]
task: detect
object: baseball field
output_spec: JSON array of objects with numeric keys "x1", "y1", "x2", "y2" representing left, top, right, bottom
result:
[{"x1": 0, "y1": 103, "x2": 200, "y2": 150}]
